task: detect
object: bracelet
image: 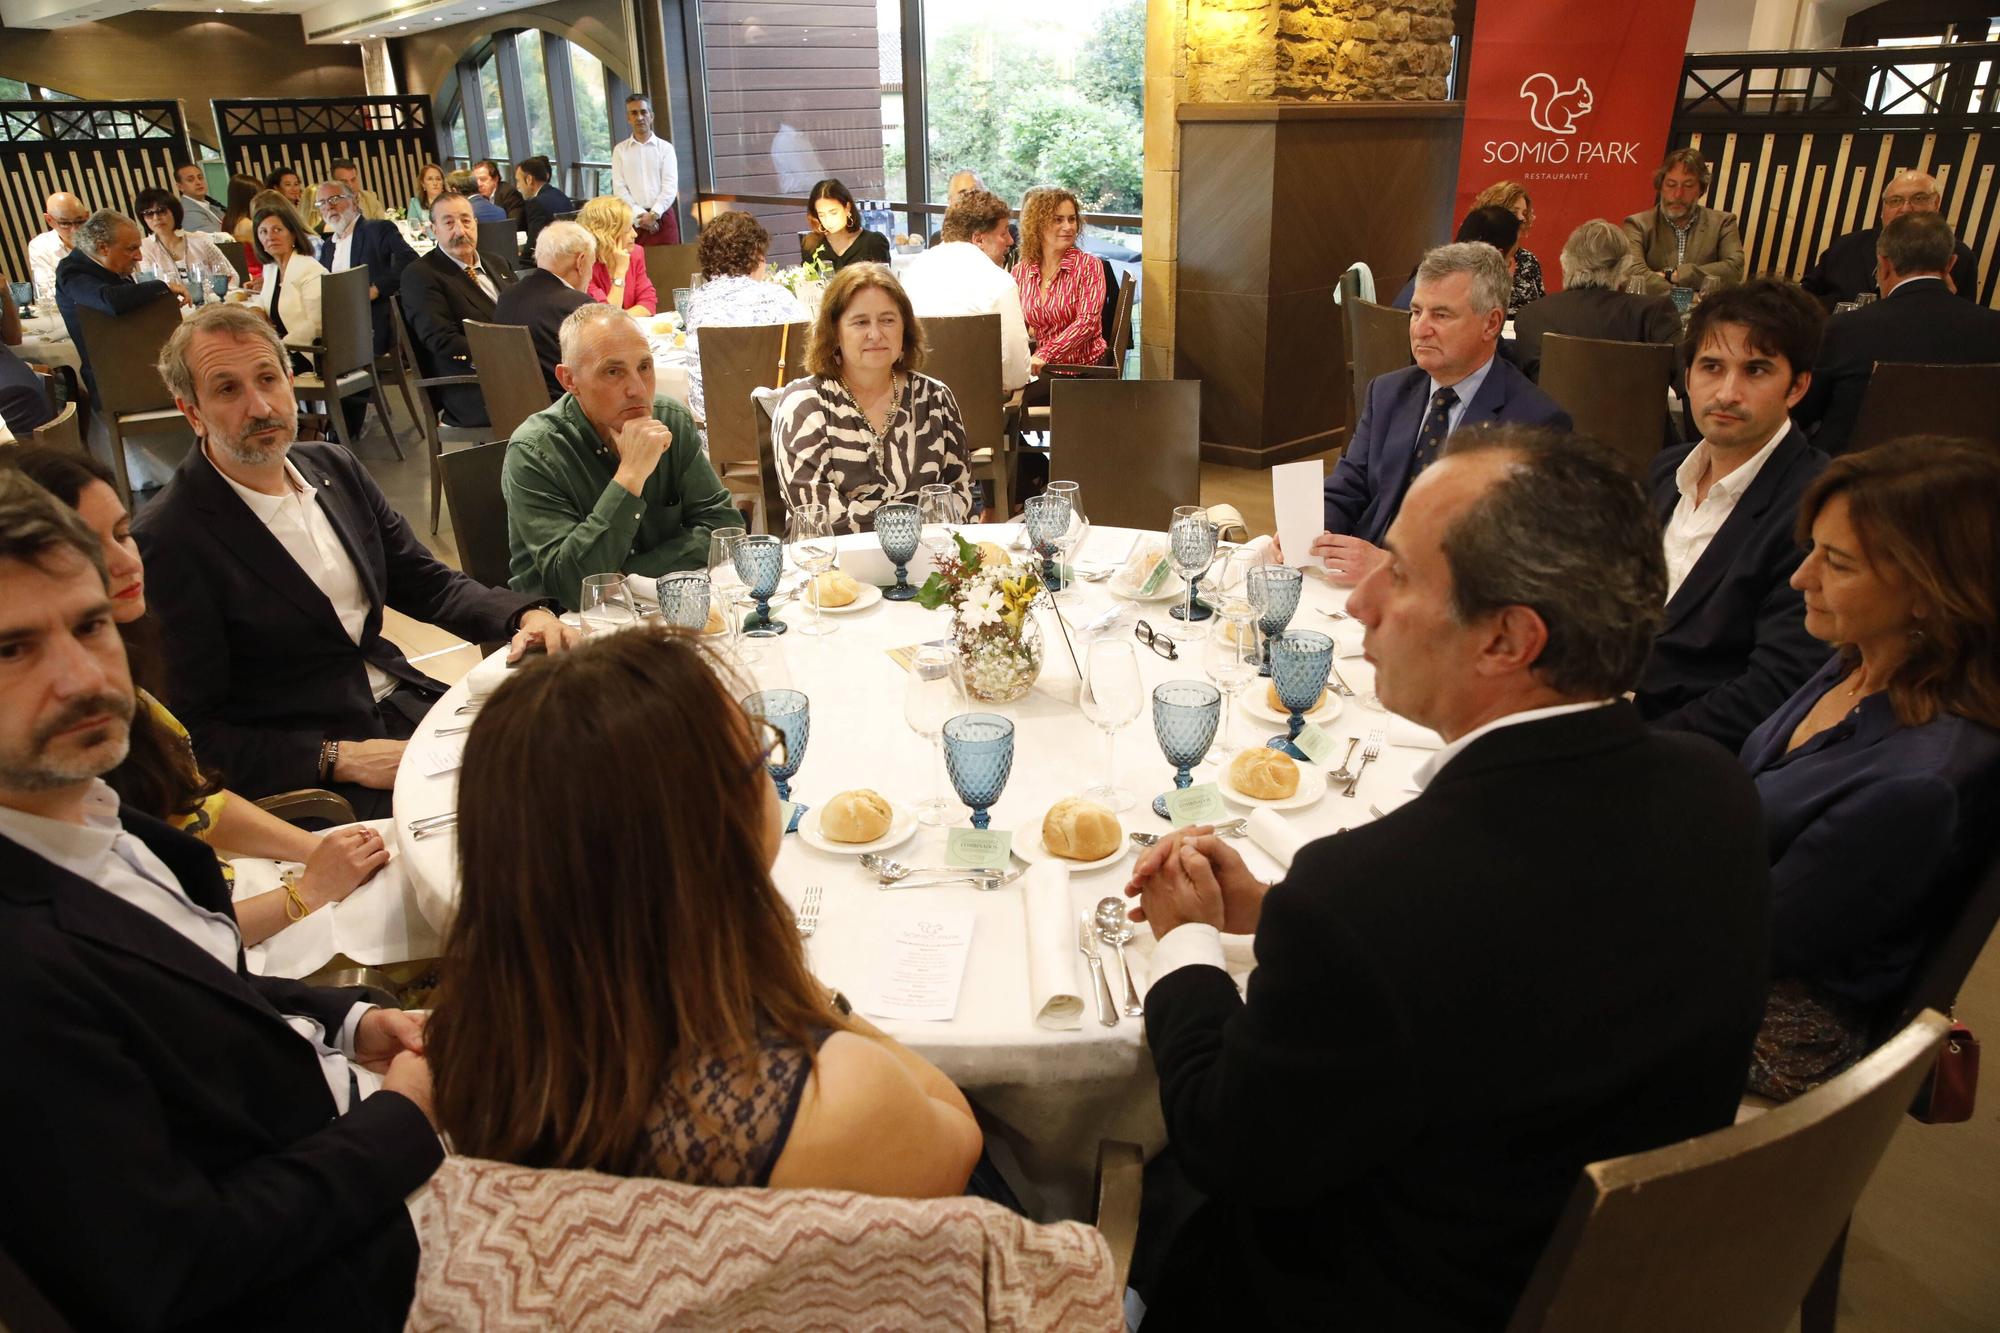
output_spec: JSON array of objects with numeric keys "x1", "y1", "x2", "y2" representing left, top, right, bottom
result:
[
  {"x1": 280, "y1": 868, "x2": 310, "y2": 922},
  {"x1": 319, "y1": 739, "x2": 341, "y2": 781}
]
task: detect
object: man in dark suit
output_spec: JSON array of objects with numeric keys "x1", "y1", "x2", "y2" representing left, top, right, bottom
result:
[
  {"x1": 132, "y1": 304, "x2": 576, "y2": 817},
  {"x1": 1126, "y1": 426, "x2": 1770, "y2": 1331},
  {"x1": 1800, "y1": 170, "x2": 1981, "y2": 308},
  {"x1": 0, "y1": 471, "x2": 445, "y2": 1330},
  {"x1": 1314, "y1": 241, "x2": 1571, "y2": 583},
  {"x1": 398, "y1": 191, "x2": 515, "y2": 427},
  {"x1": 313, "y1": 178, "x2": 417, "y2": 358},
  {"x1": 1514, "y1": 218, "x2": 1683, "y2": 381},
  {"x1": 516, "y1": 154, "x2": 576, "y2": 261},
  {"x1": 1635, "y1": 278, "x2": 1831, "y2": 753},
  {"x1": 493, "y1": 219, "x2": 596, "y2": 397},
  {"x1": 474, "y1": 157, "x2": 526, "y2": 226},
  {"x1": 54, "y1": 209, "x2": 189, "y2": 399},
  {"x1": 1794, "y1": 212, "x2": 2000, "y2": 456}
]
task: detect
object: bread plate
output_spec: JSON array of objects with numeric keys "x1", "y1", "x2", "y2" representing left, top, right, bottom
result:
[{"x1": 797, "y1": 799, "x2": 918, "y2": 855}]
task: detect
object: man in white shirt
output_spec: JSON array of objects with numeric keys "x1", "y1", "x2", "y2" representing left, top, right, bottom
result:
[
  {"x1": 173, "y1": 162, "x2": 225, "y2": 234},
  {"x1": 1634, "y1": 277, "x2": 1830, "y2": 752},
  {"x1": 28, "y1": 190, "x2": 90, "y2": 301},
  {"x1": 0, "y1": 471, "x2": 445, "y2": 1329},
  {"x1": 612, "y1": 93, "x2": 682, "y2": 246},
  {"x1": 900, "y1": 189, "x2": 1031, "y2": 392}
]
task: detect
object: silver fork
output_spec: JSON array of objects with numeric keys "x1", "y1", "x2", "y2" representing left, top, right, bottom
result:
[
  {"x1": 1327, "y1": 736, "x2": 1361, "y2": 785},
  {"x1": 796, "y1": 884, "x2": 823, "y2": 938},
  {"x1": 1343, "y1": 730, "x2": 1384, "y2": 798},
  {"x1": 1326, "y1": 658, "x2": 1358, "y2": 698}
]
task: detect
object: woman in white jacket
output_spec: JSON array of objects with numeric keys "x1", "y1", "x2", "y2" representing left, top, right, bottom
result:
[{"x1": 248, "y1": 204, "x2": 325, "y2": 371}]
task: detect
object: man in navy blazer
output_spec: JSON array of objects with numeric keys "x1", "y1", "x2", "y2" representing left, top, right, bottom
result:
[
  {"x1": 1635, "y1": 279, "x2": 1831, "y2": 753},
  {"x1": 1314, "y1": 242, "x2": 1570, "y2": 582},
  {"x1": 54, "y1": 209, "x2": 189, "y2": 399},
  {"x1": 1793, "y1": 213, "x2": 2000, "y2": 456},
  {"x1": 313, "y1": 178, "x2": 417, "y2": 359}
]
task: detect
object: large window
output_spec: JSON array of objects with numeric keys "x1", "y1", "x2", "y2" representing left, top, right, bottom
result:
[
  {"x1": 518, "y1": 34, "x2": 555, "y2": 159},
  {"x1": 439, "y1": 31, "x2": 629, "y2": 195},
  {"x1": 572, "y1": 45, "x2": 614, "y2": 163},
  {"x1": 476, "y1": 52, "x2": 509, "y2": 159}
]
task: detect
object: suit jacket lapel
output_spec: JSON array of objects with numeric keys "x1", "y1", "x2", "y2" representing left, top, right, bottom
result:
[
  {"x1": 1661, "y1": 427, "x2": 1807, "y2": 630},
  {"x1": 180, "y1": 447, "x2": 356, "y2": 643},
  {"x1": 1375, "y1": 371, "x2": 1429, "y2": 507},
  {"x1": 289, "y1": 450, "x2": 387, "y2": 626},
  {"x1": 1461, "y1": 357, "x2": 1514, "y2": 425}
]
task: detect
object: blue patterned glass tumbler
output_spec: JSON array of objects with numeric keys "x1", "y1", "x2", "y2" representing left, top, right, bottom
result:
[
  {"x1": 1244, "y1": 565, "x2": 1303, "y2": 675},
  {"x1": 732, "y1": 533, "x2": 787, "y2": 636},
  {"x1": 656, "y1": 572, "x2": 711, "y2": 629},
  {"x1": 1024, "y1": 492, "x2": 1071, "y2": 593},
  {"x1": 942, "y1": 713, "x2": 1015, "y2": 830},
  {"x1": 1266, "y1": 630, "x2": 1334, "y2": 745},
  {"x1": 1150, "y1": 681, "x2": 1222, "y2": 820},
  {"x1": 743, "y1": 689, "x2": 809, "y2": 801},
  {"x1": 1167, "y1": 507, "x2": 1219, "y2": 626},
  {"x1": 875, "y1": 501, "x2": 922, "y2": 601}
]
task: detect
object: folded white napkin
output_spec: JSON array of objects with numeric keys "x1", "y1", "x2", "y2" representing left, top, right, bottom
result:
[
  {"x1": 234, "y1": 820, "x2": 445, "y2": 979},
  {"x1": 1243, "y1": 808, "x2": 1303, "y2": 871},
  {"x1": 1329, "y1": 621, "x2": 1367, "y2": 658},
  {"x1": 624, "y1": 573, "x2": 659, "y2": 607},
  {"x1": 463, "y1": 651, "x2": 512, "y2": 702},
  {"x1": 1021, "y1": 862, "x2": 1083, "y2": 1030},
  {"x1": 1386, "y1": 716, "x2": 1446, "y2": 749}
]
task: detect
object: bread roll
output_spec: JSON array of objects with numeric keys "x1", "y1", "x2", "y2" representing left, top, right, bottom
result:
[
  {"x1": 811, "y1": 569, "x2": 861, "y2": 608},
  {"x1": 1229, "y1": 748, "x2": 1300, "y2": 800},
  {"x1": 703, "y1": 604, "x2": 726, "y2": 635},
  {"x1": 1042, "y1": 798, "x2": 1121, "y2": 861},
  {"x1": 975, "y1": 541, "x2": 1013, "y2": 571},
  {"x1": 821, "y1": 789, "x2": 894, "y2": 843},
  {"x1": 1267, "y1": 680, "x2": 1327, "y2": 713}
]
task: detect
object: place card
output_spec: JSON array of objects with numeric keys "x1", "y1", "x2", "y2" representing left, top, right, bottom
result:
[
  {"x1": 946, "y1": 827, "x2": 1012, "y2": 870},
  {"x1": 1289, "y1": 722, "x2": 1339, "y2": 766},
  {"x1": 779, "y1": 800, "x2": 806, "y2": 834},
  {"x1": 1165, "y1": 782, "x2": 1228, "y2": 826},
  {"x1": 862, "y1": 908, "x2": 977, "y2": 1022},
  {"x1": 414, "y1": 736, "x2": 465, "y2": 777},
  {"x1": 885, "y1": 639, "x2": 954, "y2": 672},
  {"x1": 1271, "y1": 459, "x2": 1325, "y2": 570}
]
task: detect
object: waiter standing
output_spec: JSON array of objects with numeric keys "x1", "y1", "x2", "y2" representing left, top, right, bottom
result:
[{"x1": 612, "y1": 93, "x2": 681, "y2": 247}]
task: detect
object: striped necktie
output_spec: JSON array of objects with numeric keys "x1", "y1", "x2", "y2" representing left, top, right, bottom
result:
[{"x1": 1414, "y1": 385, "x2": 1458, "y2": 474}]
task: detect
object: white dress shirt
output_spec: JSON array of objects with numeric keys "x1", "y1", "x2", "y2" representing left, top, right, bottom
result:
[
  {"x1": 611, "y1": 133, "x2": 679, "y2": 224},
  {"x1": 1661, "y1": 421, "x2": 1788, "y2": 601},
  {"x1": 209, "y1": 448, "x2": 398, "y2": 702},
  {"x1": 0, "y1": 781, "x2": 375, "y2": 1112},
  {"x1": 446, "y1": 250, "x2": 499, "y2": 302},
  {"x1": 28, "y1": 229, "x2": 69, "y2": 301},
  {"x1": 327, "y1": 223, "x2": 357, "y2": 274},
  {"x1": 899, "y1": 242, "x2": 1034, "y2": 391}
]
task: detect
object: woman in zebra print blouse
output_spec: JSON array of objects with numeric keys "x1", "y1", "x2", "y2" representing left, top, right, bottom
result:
[{"x1": 772, "y1": 264, "x2": 975, "y2": 534}]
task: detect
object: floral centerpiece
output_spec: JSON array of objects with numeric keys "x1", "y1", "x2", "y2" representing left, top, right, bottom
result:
[
  {"x1": 916, "y1": 532, "x2": 1046, "y2": 703},
  {"x1": 770, "y1": 254, "x2": 833, "y2": 305}
]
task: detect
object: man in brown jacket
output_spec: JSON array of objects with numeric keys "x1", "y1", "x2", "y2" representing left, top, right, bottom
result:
[{"x1": 1625, "y1": 147, "x2": 1744, "y2": 296}]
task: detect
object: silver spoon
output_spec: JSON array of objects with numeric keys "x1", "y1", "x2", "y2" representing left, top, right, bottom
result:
[
  {"x1": 1321, "y1": 607, "x2": 1350, "y2": 621},
  {"x1": 1327, "y1": 736, "x2": 1361, "y2": 785},
  {"x1": 860, "y1": 853, "x2": 1022, "y2": 890},
  {"x1": 1094, "y1": 898, "x2": 1145, "y2": 1017},
  {"x1": 1128, "y1": 817, "x2": 1249, "y2": 847}
]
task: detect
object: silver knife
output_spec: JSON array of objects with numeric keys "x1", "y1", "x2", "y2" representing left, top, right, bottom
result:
[{"x1": 1080, "y1": 913, "x2": 1119, "y2": 1026}]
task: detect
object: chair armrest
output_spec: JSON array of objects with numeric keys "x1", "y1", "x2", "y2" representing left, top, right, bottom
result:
[
  {"x1": 255, "y1": 788, "x2": 358, "y2": 826},
  {"x1": 417, "y1": 373, "x2": 482, "y2": 390},
  {"x1": 1043, "y1": 362, "x2": 1120, "y2": 379},
  {"x1": 1093, "y1": 1139, "x2": 1144, "y2": 1294}
]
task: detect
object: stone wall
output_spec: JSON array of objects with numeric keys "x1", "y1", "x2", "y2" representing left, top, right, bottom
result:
[{"x1": 1274, "y1": 0, "x2": 1455, "y2": 101}]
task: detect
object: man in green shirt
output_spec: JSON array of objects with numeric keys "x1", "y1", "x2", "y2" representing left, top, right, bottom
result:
[{"x1": 503, "y1": 303, "x2": 743, "y2": 610}]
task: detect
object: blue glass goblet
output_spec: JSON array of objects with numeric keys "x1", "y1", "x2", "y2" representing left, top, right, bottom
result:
[
  {"x1": 942, "y1": 712, "x2": 1015, "y2": 830},
  {"x1": 1244, "y1": 565, "x2": 1303, "y2": 675},
  {"x1": 1024, "y1": 492, "x2": 1071, "y2": 593},
  {"x1": 656, "y1": 572, "x2": 711, "y2": 629},
  {"x1": 209, "y1": 274, "x2": 229, "y2": 303},
  {"x1": 1266, "y1": 629, "x2": 1334, "y2": 745},
  {"x1": 1167, "y1": 507, "x2": 1218, "y2": 626},
  {"x1": 7, "y1": 281, "x2": 32, "y2": 317},
  {"x1": 1150, "y1": 681, "x2": 1222, "y2": 820},
  {"x1": 732, "y1": 533, "x2": 787, "y2": 636},
  {"x1": 875, "y1": 501, "x2": 921, "y2": 601},
  {"x1": 743, "y1": 689, "x2": 809, "y2": 801}
]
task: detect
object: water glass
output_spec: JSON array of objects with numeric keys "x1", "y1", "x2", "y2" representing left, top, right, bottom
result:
[
  {"x1": 942, "y1": 713, "x2": 1015, "y2": 830},
  {"x1": 209, "y1": 274, "x2": 230, "y2": 302},
  {"x1": 1267, "y1": 630, "x2": 1334, "y2": 744},
  {"x1": 673, "y1": 287, "x2": 694, "y2": 326},
  {"x1": 742, "y1": 689, "x2": 809, "y2": 801},
  {"x1": 707, "y1": 526, "x2": 751, "y2": 651},
  {"x1": 905, "y1": 644, "x2": 963, "y2": 825},
  {"x1": 8, "y1": 280, "x2": 32, "y2": 316},
  {"x1": 656, "y1": 572, "x2": 711, "y2": 630},
  {"x1": 578, "y1": 573, "x2": 638, "y2": 637},
  {"x1": 1167, "y1": 504, "x2": 1219, "y2": 631},
  {"x1": 732, "y1": 533, "x2": 787, "y2": 637},
  {"x1": 1079, "y1": 639, "x2": 1144, "y2": 811},
  {"x1": 875, "y1": 501, "x2": 921, "y2": 601},
  {"x1": 1150, "y1": 681, "x2": 1222, "y2": 820},
  {"x1": 1024, "y1": 492, "x2": 1071, "y2": 593},
  {"x1": 787, "y1": 504, "x2": 837, "y2": 637},
  {"x1": 1202, "y1": 610, "x2": 1259, "y2": 756},
  {"x1": 1244, "y1": 565, "x2": 1303, "y2": 673},
  {"x1": 918, "y1": 483, "x2": 963, "y2": 563}
]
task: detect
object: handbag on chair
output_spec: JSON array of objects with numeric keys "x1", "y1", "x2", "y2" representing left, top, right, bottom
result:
[{"x1": 1909, "y1": 1020, "x2": 1978, "y2": 1123}]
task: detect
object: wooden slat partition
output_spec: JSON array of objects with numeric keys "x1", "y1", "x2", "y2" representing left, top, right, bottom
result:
[
  {"x1": 0, "y1": 100, "x2": 192, "y2": 286},
  {"x1": 212, "y1": 97, "x2": 438, "y2": 224}
]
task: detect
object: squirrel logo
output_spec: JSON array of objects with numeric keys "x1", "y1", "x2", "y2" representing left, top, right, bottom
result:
[{"x1": 1519, "y1": 73, "x2": 1594, "y2": 136}]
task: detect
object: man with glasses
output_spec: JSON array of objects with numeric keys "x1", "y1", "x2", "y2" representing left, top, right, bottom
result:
[
  {"x1": 29, "y1": 191, "x2": 90, "y2": 302},
  {"x1": 1800, "y1": 168, "x2": 1981, "y2": 308},
  {"x1": 313, "y1": 179, "x2": 417, "y2": 438}
]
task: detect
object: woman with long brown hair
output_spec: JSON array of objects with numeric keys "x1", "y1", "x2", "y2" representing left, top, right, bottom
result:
[
  {"x1": 428, "y1": 626, "x2": 983, "y2": 1195},
  {"x1": 1741, "y1": 437, "x2": 2000, "y2": 1098}
]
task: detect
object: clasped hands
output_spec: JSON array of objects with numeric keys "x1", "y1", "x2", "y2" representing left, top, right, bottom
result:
[
  {"x1": 1124, "y1": 825, "x2": 1269, "y2": 940},
  {"x1": 355, "y1": 1007, "x2": 435, "y2": 1126}
]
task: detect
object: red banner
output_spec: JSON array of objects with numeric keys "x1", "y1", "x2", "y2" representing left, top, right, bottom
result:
[{"x1": 1454, "y1": 3, "x2": 1700, "y2": 292}]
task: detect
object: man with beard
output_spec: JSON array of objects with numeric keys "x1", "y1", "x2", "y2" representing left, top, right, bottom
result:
[
  {"x1": 132, "y1": 304, "x2": 578, "y2": 817},
  {"x1": 1625, "y1": 148, "x2": 1745, "y2": 296},
  {"x1": 0, "y1": 470, "x2": 445, "y2": 1330}
]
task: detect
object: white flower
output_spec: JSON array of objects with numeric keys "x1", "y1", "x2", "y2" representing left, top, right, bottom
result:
[{"x1": 959, "y1": 587, "x2": 1004, "y2": 631}]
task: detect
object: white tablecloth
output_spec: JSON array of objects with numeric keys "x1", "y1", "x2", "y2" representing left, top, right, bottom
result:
[
  {"x1": 390, "y1": 525, "x2": 1430, "y2": 1217},
  {"x1": 17, "y1": 309, "x2": 81, "y2": 373}
]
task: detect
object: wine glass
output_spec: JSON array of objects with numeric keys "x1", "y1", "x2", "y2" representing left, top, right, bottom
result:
[
  {"x1": 1024, "y1": 492, "x2": 1071, "y2": 593},
  {"x1": 787, "y1": 504, "x2": 837, "y2": 637},
  {"x1": 1079, "y1": 639, "x2": 1144, "y2": 811},
  {"x1": 1149, "y1": 681, "x2": 1221, "y2": 820},
  {"x1": 656, "y1": 572, "x2": 711, "y2": 630},
  {"x1": 918, "y1": 483, "x2": 963, "y2": 565},
  {"x1": 1267, "y1": 630, "x2": 1334, "y2": 746},
  {"x1": 942, "y1": 713, "x2": 1015, "y2": 830},
  {"x1": 875, "y1": 501, "x2": 922, "y2": 601},
  {"x1": 1244, "y1": 565, "x2": 1303, "y2": 674},
  {"x1": 742, "y1": 689, "x2": 809, "y2": 801},
  {"x1": 1166, "y1": 504, "x2": 1218, "y2": 634},
  {"x1": 1202, "y1": 609, "x2": 1259, "y2": 757},
  {"x1": 708, "y1": 527, "x2": 756, "y2": 659},
  {"x1": 904, "y1": 644, "x2": 964, "y2": 825},
  {"x1": 1046, "y1": 480, "x2": 1089, "y2": 592},
  {"x1": 733, "y1": 533, "x2": 787, "y2": 637},
  {"x1": 578, "y1": 573, "x2": 637, "y2": 637}
]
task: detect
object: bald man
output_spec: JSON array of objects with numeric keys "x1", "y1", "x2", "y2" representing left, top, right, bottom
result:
[
  {"x1": 28, "y1": 191, "x2": 89, "y2": 302},
  {"x1": 929, "y1": 169, "x2": 1018, "y2": 259},
  {"x1": 1800, "y1": 170, "x2": 1981, "y2": 307}
]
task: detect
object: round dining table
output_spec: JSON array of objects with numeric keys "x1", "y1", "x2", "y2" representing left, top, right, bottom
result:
[{"x1": 390, "y1": 524, "x2": 1436, "y2": 1219}]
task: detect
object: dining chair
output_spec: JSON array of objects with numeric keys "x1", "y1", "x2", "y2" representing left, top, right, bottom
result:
[
  {"x1": 641, "y1": 243, "x2": 701, "y2": 306},
  {"x1": 1844, "y1": 362, "x2": 2000, "y2": 454},
  {"x1": 388, "y1": 295, "x2": 489, "y2": 534},
  {"x1": 918, "y1": 313, "x2": 1007, "y2": 513},
  {"x1": 1046, "y1": 379, "x2": 1201, "y2": 530},
  {"x1": 215, "y1": 239, "x2": 250, "y2": 285},
  {"x1": 699, "y1": 321, "x2": 808, "y2": 534},
  {"x1": 294, "y1": 266, "x2": 402, "y2": 458},
  {"x1": 1021, "y1": 271, "x2": 1137, "y2": 441},
  {"x1": 1345, "y1": 298, "x2": 1415, "y2": 420},
  {"x1": 463, "y1": 320, "x2": 553, "y2": 441},
  {"x1": 74, "y1": 296, "x2": 190, "y2": 508},
  {"x1": 438, "y1": 439, "x2": 514, "y2": 591},
  {"x1": 752, "y1": 385, "x2": 789, "y2": 535},
  {"x1": 1537, "y1": 333, "x2": 1677, "y2": 478},
  {"x1": 30, "y1": 401, "x2": 82, "y2": 454},
  {"x1": 1503, "y1": 1011, "x2": 1949, "y2": 1333},
  {"x1": 475, "y1": 221, "x2": 519, "y2": 274}
]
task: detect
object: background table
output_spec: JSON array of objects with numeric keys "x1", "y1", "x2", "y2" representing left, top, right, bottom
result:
[{"x1": 391, "y1": 524, "x2": 1430, "y2": 1218}]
